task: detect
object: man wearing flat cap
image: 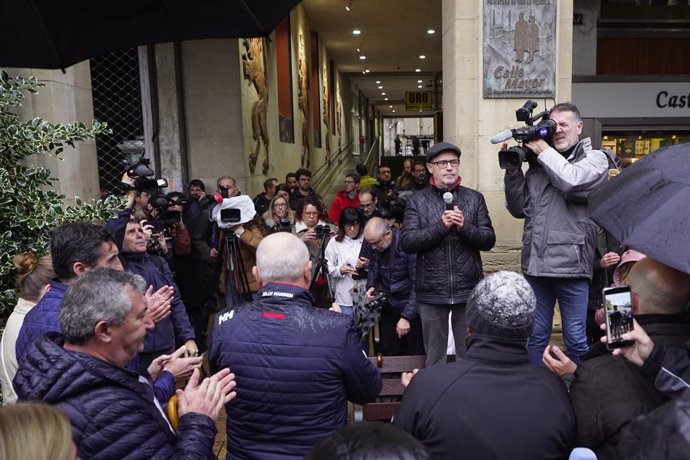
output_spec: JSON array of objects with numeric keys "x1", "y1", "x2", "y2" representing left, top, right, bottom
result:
[
  {"x1": 400, "y1": 142, "x2": 496, "y2": 366},
  {"x1": 393, "y1": 271, "x2": 575, "y2": 459}
]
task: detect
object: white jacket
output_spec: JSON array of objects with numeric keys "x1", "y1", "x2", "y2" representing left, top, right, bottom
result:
[{"x1": 325, "y1": 234, "x2": 364, "y2": 306}]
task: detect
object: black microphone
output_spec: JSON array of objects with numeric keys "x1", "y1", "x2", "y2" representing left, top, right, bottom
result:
[{"x1": 443, "y1": 192, "x2": 454, "y2": 211}]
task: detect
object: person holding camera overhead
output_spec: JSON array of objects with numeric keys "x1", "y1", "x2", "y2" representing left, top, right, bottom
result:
[
  {"x1": 502, "y1": 102, "x2": 609, "y2": 366},
  {"x1": 262, "y1": 190, "x2": 296, "y2": 234},
  {"x1": 296, "y1": 195, "x2": 337, "y2": 307},
  {"x1": 324, "y1": 208, "x2": 366, "y2": 317},
  {"x1": 401, "y1": 142, "x2": 495, "y2": 366}
]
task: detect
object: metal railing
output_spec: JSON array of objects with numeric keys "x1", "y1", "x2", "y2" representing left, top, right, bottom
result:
[
  {"x1": 362, "y1": 135, "x2": 381, "y2": 179},
  {"x1": 311, "y1": 142, "x2": 353, "y2": 191}
]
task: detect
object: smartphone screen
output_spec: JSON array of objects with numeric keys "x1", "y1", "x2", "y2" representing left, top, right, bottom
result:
[{"x1": 603, "y1": 285, "x2": 634, "y2": 349}]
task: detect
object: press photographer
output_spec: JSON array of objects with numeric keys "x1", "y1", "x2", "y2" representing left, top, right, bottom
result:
[{"x1": 500, "y1": 101, "x2": 609, "y2": 366}]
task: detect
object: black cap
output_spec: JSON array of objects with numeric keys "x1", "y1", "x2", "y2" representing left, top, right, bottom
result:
[{"x1": 427, "y1": 142, "x2": 461, "y2": 163}]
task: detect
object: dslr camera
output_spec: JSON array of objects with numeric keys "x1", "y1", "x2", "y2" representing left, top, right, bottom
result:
[
  {"x1": 491, "y1": 100, "x2": 556, "y2": 169},
  {"x1": 364, "y1": 291, "x2": 389, "y2": 313},
  {"x1": 315, "y1": 224, "x2": 331, "y2": 238}
]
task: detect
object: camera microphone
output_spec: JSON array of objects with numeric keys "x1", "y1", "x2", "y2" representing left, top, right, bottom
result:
[
  {"x1": 443, "y1": 192, "x2": 454, "y2": 211},
  {"x1": 212, "y1": 193, "x2": 224, "y2": 204},
  {"x1": 490, "y1": 130, "x2": 514, "y2": 145}
]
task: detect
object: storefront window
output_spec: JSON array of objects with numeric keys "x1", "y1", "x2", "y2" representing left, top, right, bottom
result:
[{"x1": 601, "y1": 130, "x2": 690, "y2": 166}]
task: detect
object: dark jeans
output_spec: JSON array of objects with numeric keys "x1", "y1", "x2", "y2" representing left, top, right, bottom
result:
[
  {"x1": 176, "y1": 257, "x2": 215, "y2": 352},
  {"x1": 418, "y1": 302, "x2": 467, "y2": 366},
  {"x1": 378, "y1": 304, "x2": 425, "y2": 356}
]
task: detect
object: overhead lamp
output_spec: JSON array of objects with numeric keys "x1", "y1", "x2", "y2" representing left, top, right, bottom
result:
[
  {"x1": 419, "y1": 55, "x2": 426, "y2": 59},
  {"x1": 356, "y1": 47, "x2": 361, "y2": 52},
  {"x1": 345, "y1": 0, "x2": 352, "y2": 11},
  {"x1": 364, "y1": 69, "x2": 370, "y2": 73},
  {"x1": 389, "y1": 105, "x2": 393, "y2": 108},
  {"x1": 417, "y1": 79, "x2": 422, "y2": 83},
  {"x1": 427, "y1": 29, "x2": 435, "y2": 34},
  {"x1": 415, "y1": 68, "x2": 421, "y2": 72},
  {"x1": 417, "y1": 85, "x2": 422, "y2": 88},
  {"x1": 381, "y1": 92, "x2": 386, "y2": 95},
  {"x1": 392, "y1": 110, "x2": 396, "y2": 113},
  {"x1": 353, "y1": 29, "x2": 361, "y2": 35},
  {"x1": 376, "y1": 80, "x2": 381, "y2": 84},
  {"x1": 378, "y1": 85, "x2": 383, "y2": 89},
  {"x1": 384, "y1": 97, "x2": 388, "y2": 101}
]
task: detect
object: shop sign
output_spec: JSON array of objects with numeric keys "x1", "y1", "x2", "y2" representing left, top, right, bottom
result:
[
  {"x1": 573, "y1": 82, "x2": 690, "y2": 118},
  {"x1": 405, "y1": 91, "x2": 433, "y2": 111},
  {"x1": 482, "y1": 0, "x2": 557, "y2": 99}
]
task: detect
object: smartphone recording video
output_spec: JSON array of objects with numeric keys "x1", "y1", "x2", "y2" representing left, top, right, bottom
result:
[{"x1": 603, "y1": 286, "x2": 634, "y2": 349}]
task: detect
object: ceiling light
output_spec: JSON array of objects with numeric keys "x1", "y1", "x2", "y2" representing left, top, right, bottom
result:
[
  {"x1": 345, "y1": 0, "x2": 351, "y2": 11},
  {"x1": 392, "y1": 110, "x2": 396, "y2": 113},
  {"x1": 389, "y1": 105, "x2": 392, "y2": 108},
  {"x1": 378, "y1": 85, "x2": 383, "y2": 89},
  {"x1": 417, "y1": 79, "x2": 422, "y2": 83},
  {"x1": 427, "y1": 29, "x2": 435, "y2": 35},
  {"x1": 419, "y1": 55, "x2": 426, "y2": 59},
  {"x1": 381, "y1": 92, "x2": 386, "y2": 95},
  {"x1": 352, "y1": 29, "x2": 361, "y2": 35},
  {"x1": 359, "y1": 55, "x2": 366, "y2": 60},
  {"x1": 364, "y1": 69, "x2": 370, "y2": 73},
  {"x1": 356, "y1": 47, "x2": 360, "y2": 52},
  {"x1": 376, "y1": 80, "x2": 381, "y2": 84},
  {"x1": 417, "y1": 85, "x2": 422, "y2": 88},
  {"x1": 384, "y1": 97, "x2": 388, "y2": 101},
  {"x1": 415, "y1": 68, "x2": 421, "y2": 72},
  {"x1": 362, "y1": 71, "x2": 366, "y2": 74}
]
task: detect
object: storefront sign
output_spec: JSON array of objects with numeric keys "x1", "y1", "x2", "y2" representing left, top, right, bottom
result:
[
  {"x1": 482, "y1": 0, "x2": 557, "y2": 99},
  {"x1": 405, "y1": 91, "x2": 433, "y2": 111},
  {"x1": 573, "y1": 82, "x2": 690, "y2": 118}
]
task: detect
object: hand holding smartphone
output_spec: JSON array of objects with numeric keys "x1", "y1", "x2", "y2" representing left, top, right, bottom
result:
[{"x1": 603, "y1": 285, "x2": 634, "y2": 349}]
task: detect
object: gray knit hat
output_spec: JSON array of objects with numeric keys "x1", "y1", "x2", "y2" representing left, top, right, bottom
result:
[{"x1": 465, "y1": 271, "x2": 536, "y2": 339}]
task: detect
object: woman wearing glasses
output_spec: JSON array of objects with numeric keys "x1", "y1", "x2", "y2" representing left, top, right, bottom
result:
[
  {"x1": 262, "y1": 191, "x2": 295, "y2": 234},
  {"x1": 324, "y1": 208, "x2": 366, "y2": 317},
  {"x1": 295, "y1": 196, "x2": 337, "y2": 307}
]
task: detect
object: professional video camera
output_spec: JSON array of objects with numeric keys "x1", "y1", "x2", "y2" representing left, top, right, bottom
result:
[
  {"x1": 147, "y1": 193, "x2": 189, "y2": 234},
  {"x1": 490, "y1": 100, "x2": 557, "y2": 169},
  {"x1": 126, "y1": 155, "x2": 168, "y2": 192}
]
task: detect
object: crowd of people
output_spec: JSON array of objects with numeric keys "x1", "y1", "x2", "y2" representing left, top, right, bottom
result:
[{"x1": 1, "y1": 101, "x2": 690, "y2": 460}]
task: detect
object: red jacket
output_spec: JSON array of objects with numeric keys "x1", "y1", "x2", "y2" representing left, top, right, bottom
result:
[{"x1": 328, "y1": 189, "x2": 359, "y2": 224}]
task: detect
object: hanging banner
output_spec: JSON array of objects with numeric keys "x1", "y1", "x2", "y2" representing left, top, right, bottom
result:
[{"x1": 483, "y1": 0, "x2": 557, "y2": 99}]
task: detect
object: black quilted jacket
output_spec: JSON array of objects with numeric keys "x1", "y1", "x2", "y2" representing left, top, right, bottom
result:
[{"x1": 401, "y1": 184, "x2": 495, "y2": 304}]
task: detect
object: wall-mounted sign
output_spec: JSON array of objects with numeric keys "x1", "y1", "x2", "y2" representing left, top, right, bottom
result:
[
  {"x1": 573, "y1": 82, "x2": 690, "y2": 118},
  {"x1": 483, "y1": 0, "x2": 557, "y2": 99},
  {"x1": 405, "y1": 91, "x2": 433, "y2": 111}
]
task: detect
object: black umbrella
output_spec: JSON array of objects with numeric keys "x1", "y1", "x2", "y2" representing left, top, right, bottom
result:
[
  {"x1": 589, "y1": 142, "x2": 690, "y2": 274},
  {"x1": 0, "y1": 0, "x2": 301, "y2": 69}
]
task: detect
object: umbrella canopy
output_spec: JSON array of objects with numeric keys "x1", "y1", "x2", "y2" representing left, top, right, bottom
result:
[
  {"x1": 589, "y1": 142, "x2": 690, "y2": 274},
  {"x1": 0, "y1": 0, "x2": 301, "y2": 69}
]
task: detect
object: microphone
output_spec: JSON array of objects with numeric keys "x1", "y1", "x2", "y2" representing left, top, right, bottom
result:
[
  {"x1": 212, "y1": 193, "x2": 224, "y2": 204},
  {"x1": 443, "y1": 192, "x2": 454, "y2": 211},
  {"x1": 490, "y1": 129, "x2": 514, "y2": 145}
]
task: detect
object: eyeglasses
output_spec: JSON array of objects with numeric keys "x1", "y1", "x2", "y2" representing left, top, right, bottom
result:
[
  {"x1": 344, "y1": 223, "x2": 360, "y2": 229},
  {"x1": 359, "y1": 202, "x2": 375, "y2": 209},
  {"x1": 429, "y1": 159, "x2": 460, "y2": 168},
  {"x1": 303, "y1": 211, "x2": 319, "y2": 217},
  {"x1": 274, "y1": 202, "x2": 287, "y2": 208}
]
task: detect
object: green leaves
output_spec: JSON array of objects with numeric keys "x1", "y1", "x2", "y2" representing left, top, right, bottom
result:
[{"x1": 0, "y1": 70, "x2": 120, "y2": 329}]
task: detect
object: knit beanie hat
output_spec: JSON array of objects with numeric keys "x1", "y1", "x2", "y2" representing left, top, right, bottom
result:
[{"x1": 465, "y1": 271, "x2": 536, "y2": 339}]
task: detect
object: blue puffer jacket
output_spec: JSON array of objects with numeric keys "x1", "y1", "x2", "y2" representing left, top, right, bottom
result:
[
  {"x1": 14, "y1": 334, "x2": 216, "y2": 460},
  {"x1": 366, "y1": 227, "x2": 418, "y2": 320},
  {"x1": 15, "y1": 279, "x2": 66, "y2": 361},
  {"x1": 208, "y1": 283, "x2": 382, "y2": 460}
]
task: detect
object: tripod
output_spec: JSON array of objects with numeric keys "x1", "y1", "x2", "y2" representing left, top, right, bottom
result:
[
  {"x1": 222, "y1": 230, "x2": 251, "y2": 307},
  {"x1": 309, "y1": 230, "x2": 334, "y2": 307}
]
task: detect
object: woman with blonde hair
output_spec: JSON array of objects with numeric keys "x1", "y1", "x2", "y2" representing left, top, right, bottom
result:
[
  {"x1": 262, "y1": 190, "x2": 296, "y2": 234},
  {"x1": 1, "y1": 253, "x2": 54, "y2": 405},
  {"x1": 0, "y1": 402, "x2": 77, "y2": 459}
]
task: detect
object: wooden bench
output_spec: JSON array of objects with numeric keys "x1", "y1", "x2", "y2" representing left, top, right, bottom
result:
[{"x1": 353, "y1": 355, "x2": 427, "y2": 422}]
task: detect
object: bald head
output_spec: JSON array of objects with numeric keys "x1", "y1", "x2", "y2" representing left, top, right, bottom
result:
[
  {"x1": 627, "y1": 258, "x2": 690, "y2": 315},
  {"x1": 254, "y1": 232, "x2": 310, "y2": 285}
]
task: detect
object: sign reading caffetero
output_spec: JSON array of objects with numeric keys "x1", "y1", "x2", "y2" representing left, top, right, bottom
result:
[
  {"x1": 405, "y1": 91, "x2": 433, "y2": 111},
  {"x1": 482, "y1": 0, "x2": 557, "y2": 99}
]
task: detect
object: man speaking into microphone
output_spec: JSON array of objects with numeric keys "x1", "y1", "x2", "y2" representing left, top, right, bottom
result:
[{"x1": 401, "y1": 142, "x2": 496, "y2": 366}]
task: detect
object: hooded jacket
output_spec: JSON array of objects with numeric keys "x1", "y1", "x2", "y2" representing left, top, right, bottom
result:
[
  {"x1": 401, "y1": 182, "x2": 495, "y2": 305},
  {"x1": 14, "y1": 334, "x2": 216, "y2": 460},
  {"x1": 208, "y1": 283, "x2": 381, "y2": 460},
  {"x1": 504, "y1": 138, "x2": 608, "y2": 279},
  {"x1": 106, "y1": 209, "x2": 195, "y2": 353},
  {"x1": 328, "y1": 189, "x2": 360, "y2": 225},
  {"x1": 393, "y1": 334, "x2": 575, "y2": 460}
]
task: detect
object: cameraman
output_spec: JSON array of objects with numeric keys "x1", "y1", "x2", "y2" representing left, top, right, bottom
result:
[
  {"x1": 502, "y1": 102, "x2": 608, "y2": 366},
  {"x1": 364, "y1": 217, "x2": 424, "y2": 356}
]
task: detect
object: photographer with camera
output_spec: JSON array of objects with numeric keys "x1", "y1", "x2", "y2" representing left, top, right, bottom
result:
[
  {"x1": 401, "y1": 142, "x2": 496, "y2": 366},
  {"x1": 364, "y1": 217, "x2": 424, "y2": 356},
  {"x1": 501, "y1": 102, "x2": 609, "y2": 366}
]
